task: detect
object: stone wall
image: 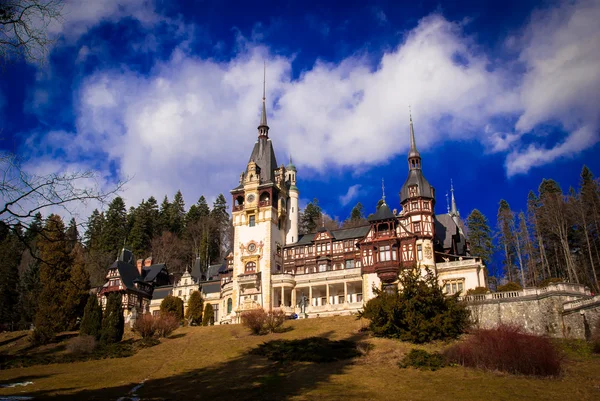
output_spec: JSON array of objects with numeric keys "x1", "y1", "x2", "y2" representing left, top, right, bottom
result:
[{"x1": 463, "y1": 283, "x2": 598, "y2": 339}]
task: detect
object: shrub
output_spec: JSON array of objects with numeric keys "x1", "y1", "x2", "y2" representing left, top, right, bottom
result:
[
  {"x1": 539, "y1": 278, "x2": 563, "y2": 288},
  {"x1": 133, "y1": 314, "x2": 157, "y2": 339},
  {"x1": 241, "y1": 309, "x2": 267, "y2": 334},
  {"x1": 66, "y1": 335, "x2": 97, "y2": 354},
  {"x1": 466, "y1": 287, "x2": 488, "y2": 296},
  {"x1": 358, "y1": 268, "x2": 470, "y2": 343},
  {"x1": 100, "y1": 294, "x2": 124, "y2": 345},
  {"x1": 399, "y1": 349, "x2": 446, "y2": 371},
  {"x1": 155, "y1": 313, "x2": 179, "y2": 338},
  {"x1": 496, "y1": 282, "x2": 522, "y2": 292},
  {"x1": 160, "y1": 295, "x2": 184, "y2": 321},
  {"x1": 265, "y1": 309, "x2": 286, "y2": 333},
  {"x1": 202, "y1": 303, "x2": 214, "y2": 326},
  {"x1": 242, "y1": 309, "x2": 287, "y2": 335},
  {"x1": 185, "y1": 291, "x2": 203, "y2": 325},
  {"x1": 80, "y1": 294, "x2": 103, "y2": 340},
  {"x1": 444, "y1": 324, "x2": 562, "y2": 376},
  {"x1": 30, "y1": 325, "x2": 55, "y2": 346},
  {"x1": 251, "y1": 337, "x2": 360, "y2": 362}
]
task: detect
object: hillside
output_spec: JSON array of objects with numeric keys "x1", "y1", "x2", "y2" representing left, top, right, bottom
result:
[{"x1": 1, "y1": 316, "x2": 599, "y2": 400}]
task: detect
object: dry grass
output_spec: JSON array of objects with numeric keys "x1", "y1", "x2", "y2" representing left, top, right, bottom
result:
[{"x1": 0, "y1": 316, "x2": 599, "y2": 400}]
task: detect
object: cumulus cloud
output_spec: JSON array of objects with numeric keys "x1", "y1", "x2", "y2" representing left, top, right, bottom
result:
[
  {"x1": 21, "y1": 0, "x2": 600, "y2": 211},
  {"x1": 339, "y1": 184, "x2": 362, "y2": 206},
  {"x1": 506, "y1": 0, "x2": 600, "y2": 175}
]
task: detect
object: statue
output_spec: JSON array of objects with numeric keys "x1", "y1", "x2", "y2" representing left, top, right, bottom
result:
[{"x1": 299, "y1": 291, "x2": 309, "y2": 318}]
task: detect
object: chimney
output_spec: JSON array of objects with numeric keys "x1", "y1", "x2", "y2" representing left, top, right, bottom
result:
[
  {"x1": 144, "y1": 257, "x2": 153, "y2": 267},
  {"x1": 136, "y1": 259, "x2": 143, "y2": 275}
]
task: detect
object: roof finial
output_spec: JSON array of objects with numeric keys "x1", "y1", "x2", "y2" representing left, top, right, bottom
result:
[
  {"x1": 289, "y1": 154, "x2": 293, "y2": 164},
  {"x1": 382, "y1": 178, "x2": 386, "y2": 204},
  {"x1": 258, "y1": 60, "x2": 269, "y2": 137},
  {"x1": 408, "y1": 106, "x2": 420, "y2": 166},
  {"x1": 450, "y1": 179, "x2": 458, "y2": 216}
]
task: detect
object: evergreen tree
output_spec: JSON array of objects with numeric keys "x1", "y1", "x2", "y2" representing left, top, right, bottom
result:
[
  {"x1": 129, "y1": 199, "x2": 154, "y2": 257},
  {"x1": 19, "y1": 259, "x2": 41, "y2": 329},
  {"x1": 160, "y1": 295, "x2": 184, "y2": 321},
  {"x1": 209, "y1": 194, "x2": 229, "y2": 263},
  {"x1": 146, "y1": 196, "x2": 160, "y2": 237},
  {"x1": 197, "y1": 196, "x2": 210, "y2": 217},
  {"x1": 65, "y1": 245, "x2": 91, "y2": 329},
  {"x1": 80, "y1": 294, "x2": 103, "y2": 340},
  {"x1": 300, "y1": 198, "x2": 322, "y2": 234},
  {"x1": 185, "y1": 291, "x2": 203, "y2": 325},
  {"x1": 202, "y1": 303, "x2": 214, "y2": 326},
  {"x1": 157, "y1": 195, "x2": 171, "y2": 235},
  {"x1": 33, "y1": 215, "x2": 73, "y2": 344},
  {"x1": 84, "y1": 209, "x2": 105, "y2": 249},
  {"x1": 170, "y1": 190, "x2": 186, "y2": 235},
  {"x1": 350, "y1": 202, "x2": 364, "y2": 220},
  {"x1": 497, "y1": 199, "x2": 516, "y2": 283},
  {"x1": 100, "y1": 293, "x2": 124, "y2": 344},
  {"x1": 24, "y1": 212, "x2": 43, "y2": 245},
  {"x1": 466, "y1": 209, "x2": 494, "y2": 266},
  {"x1": 66, "y1": 217, "x2": 79, "y2": 253},
  {"x1": 101, "y1": 197, "x2": 128, "y2": 257},
  {"x1": 0, "y1": 229, "x2": 24, "y2": 330}
]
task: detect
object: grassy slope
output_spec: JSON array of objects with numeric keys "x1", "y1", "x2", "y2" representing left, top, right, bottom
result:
[{"x1": 0, "y1": 316, "x2": 598, "y2": 400}]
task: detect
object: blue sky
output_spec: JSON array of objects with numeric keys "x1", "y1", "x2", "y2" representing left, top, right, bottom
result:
[{"x1": 1, "y1": 0, "x2": 600, "y2": 268}]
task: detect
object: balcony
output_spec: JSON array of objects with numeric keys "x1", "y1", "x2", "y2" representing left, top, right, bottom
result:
[
  {"x1": 271, "y1": 273, "x2": 295, "y2": 285},
  {"x1": 259, "y1": 200, "x2": 271, "y2": 207},
  {"x1": 294, "y1": 267, "x2": 361, "y2": 284},
  {"x1": 233, "y1": 204, "x2": 244, "y2": 212},
  {"x1": 238, "y1": 272, "x2": 261, "y2": 287}
]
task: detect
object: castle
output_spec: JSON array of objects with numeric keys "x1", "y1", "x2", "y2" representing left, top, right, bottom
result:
[{"x1": 98, "y1": 82, "x2": 487, "y2": 324}]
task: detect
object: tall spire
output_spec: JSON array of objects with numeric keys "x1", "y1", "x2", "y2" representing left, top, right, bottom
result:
[
  {"x1": 258, "y1": 61, "x2": 269, "y2": 137},
  {"x1": 450, "y1": 179, "x2": 459, "y2": 216},
  {"x1": 382, "y1": 178, "x2": 386, "y2": 204},
  {"x1": 408, "y1": 106, "x2": 421, "y2": 169}
]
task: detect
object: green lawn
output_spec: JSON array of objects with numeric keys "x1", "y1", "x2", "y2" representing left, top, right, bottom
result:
[{"x1": 1, "y1": 316, "x2": 599, "y2": 400}]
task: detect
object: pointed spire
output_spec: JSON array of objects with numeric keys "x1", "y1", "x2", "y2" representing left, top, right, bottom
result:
[
  {"x1": 382, "y1": 178, "x2": 386, "y2": 204},
  {"x1": 258, "y1": 61, "x2": 269, "y2": 137},
  {"x1": 408, "y1": 106, "x2": 421, "y2": 169},
  {"x1": 450, "y1": 179, "x2": 459, "y2": 216},
  {"x1": 446, "y1": 192, "x2": 450, "y2": 214}
]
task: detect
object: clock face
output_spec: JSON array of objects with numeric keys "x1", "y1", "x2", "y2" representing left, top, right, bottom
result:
[
  {"x1": 246, "y1": 194, "x2": 255, "y2": 203},
  {"x1": 248, "y1": 243, "x2": 256, "y2": 252}
]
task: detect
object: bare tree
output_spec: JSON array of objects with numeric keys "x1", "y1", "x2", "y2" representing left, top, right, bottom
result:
[
  {"x1": 1, "y1": 152, "x2": 124, "y2": 247},
  {"x1": 0, "y1": 0, "x2": 63, "y2": 64},
  {"x1": 151, "y1": 231, "x2": 187, "y2": 273}
]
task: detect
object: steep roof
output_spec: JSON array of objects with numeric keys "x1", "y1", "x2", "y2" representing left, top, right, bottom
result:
[
  {"x1": 368, "y1": 203, "x2": 395, "y2": 222},
  {"x1": 201, "y1": 281, "x2": 221, "y2": 295},
  {"x1": 108, "y1": 260, "x2": 147, "y2": 295},
  {"x1": 151, "y1": 285, "x2": 172, "y2": 301},
  {"x1": 400, "y1": 169, "x2": 435, "y2": 203},
  {"x1": 434, "y1": 214, "x2": 467, "y2": 255},
  {"x1": 286, "y1": 225, "x2": 370, "y2": 247},
  {"x1": 247, "y1": 137, "x2": 278, "y2": 184},
  {"x1": 141, "y1": 264, "x2": 167, "y2": 283}
]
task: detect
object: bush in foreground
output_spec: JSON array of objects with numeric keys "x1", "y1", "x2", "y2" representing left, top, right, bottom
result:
[
  {"x1": 133, "y1": 314, "x2": 157, "y2": 339},
  {"x1": 66, "y1": 335, "x2": 97, "y2": 355},
  {"x1": 358, "y1": 268, "x2": 469, "y2": 343},
  {"x1": 133, "y1": 313, "x2": 179, "y2": 339},
  {"x1": 399, "y1": 349, "x2": 446, "y2": 371},
  {"x1": 160, "y1": 295, "x2": 184, "y2": 321},
  {"x1": 100, "y1": 294, "x2": 124, "y2": 345},
  {"x1": 155, "y1": 313, "x2": 179, "y2": 338},
  {"x1": 444, "y1": 324, "x2": 562, "y2": 376},
  {"x1": 202, "y1": 303, "x2": 214, "y2": 326},
  {"x1": 241, "y1": 309, "x2": 285, "y2": 335},
  {"x1": 80, "y1": 294, "x2": 103, "y2": 340},
  {"x1": 185, "y1": 291, "x2": 203, "y2": 325},
  {"x1": 466, "y1": 287, "x2": 488, "y2": 296}
]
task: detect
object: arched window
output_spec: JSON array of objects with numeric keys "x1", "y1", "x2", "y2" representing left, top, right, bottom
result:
[
  {"x1": 227, "y1": 298, "x2": 232, "y2": 314},
  {"x1": 245, "y1": 262, "x2": 256, "y2": 273}
]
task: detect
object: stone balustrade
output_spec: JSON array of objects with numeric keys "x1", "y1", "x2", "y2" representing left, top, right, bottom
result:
[
  {"x1": 460, "y1": 282, "x2": 591, "y2": 303},
  {"x1": 293, "y1": 267, "x2": 362, "y2": 284}
]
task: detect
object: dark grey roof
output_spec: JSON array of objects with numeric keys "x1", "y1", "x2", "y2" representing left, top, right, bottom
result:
[
  {"x1": 141, "y1": 264, "x2": 167, "y2": 283},
  {"x1": 331, "y1": 225, "x2": 370, "y2": 240},
  {"x1": 287, "y1": 225, "x2": 370, "y2": 247},
  {"x1": 206, "y1": 263, "x2": 221, "y2": 280},
  {"x1": 118, "y1": 248, "x2": 135, "y2": 265},
  {"x1": 400, "y1": 169, "x2": 435, "y2": 203},
  {"x1": 191, "y1": 258, "x2": 202, "y2": 280},
  {"x1": 434, "y1": 214, "x2": 467, "y2": 255},
  {"x1": 191, "y1": 258, "x2": 224, "y2": 280},
  {"x1": 151, "y1": 285, "x2": 172, "y2": 301},
  {"x1": 109, "y1": 260, "x2": 141, "y2": 292},
  {"x1": 247, "y1": 137, "x2": 278, "y2": 184},
  {"x1": 201, "y1": 281, "x2": 221, "y2": 294},
  {"x1": 368, "y1": 202, "x2": 395, "y2": 222}
]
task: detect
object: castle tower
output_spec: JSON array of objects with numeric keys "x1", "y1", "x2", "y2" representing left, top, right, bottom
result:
[
  {"x1": 229, "y1": 64, "x2": 287, "y2": 318},
  {"x1": 399, "y1": 112, "x2": 436, "y2": 270},
  {"x1": 285, "y1": 156, "x2": 299, "y2": 244}
]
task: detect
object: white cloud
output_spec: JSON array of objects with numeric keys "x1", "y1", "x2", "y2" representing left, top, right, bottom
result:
[
  {"x1": 21, "y1": 0, "x2": 600, "y2": 212},
  {"x1": 506, "y1": 0, "x2": 600, "y2": 175},
  {"x1": 339, "y1": 184, "x2": 362, "y2": 206}
]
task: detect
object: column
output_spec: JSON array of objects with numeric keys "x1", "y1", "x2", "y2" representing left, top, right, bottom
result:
[
  {"x1": 326, "y1": 284, "x2": 330, "y2": 305},
  {"x1": 291, "y1": 289, "x2": 296, "y2": 310},
  {"x1": 281, "y1": 286, "x2": 284, "y2": 307},
  {"x1": 344, "y1": 282, "x2": 348, "y2": 305},
  {"x1": 309, "y1": 286, "x2": 313, "y2": 306}
]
